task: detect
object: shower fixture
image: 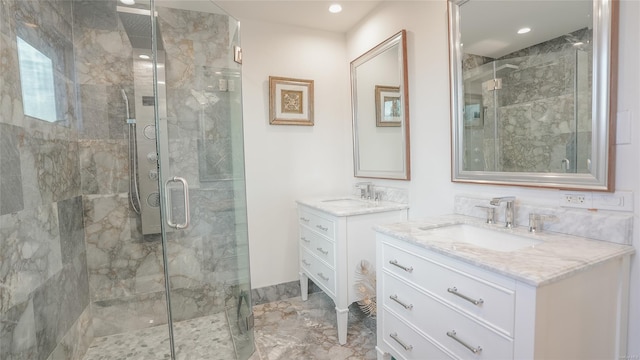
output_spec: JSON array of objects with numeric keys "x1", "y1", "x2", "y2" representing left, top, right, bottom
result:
[
  {"x1": 122, "y1": 89, "x2": 142, "y2": 214},
  {"x1": 117, "y1": 5, "x2": 168, "y2": 234}
]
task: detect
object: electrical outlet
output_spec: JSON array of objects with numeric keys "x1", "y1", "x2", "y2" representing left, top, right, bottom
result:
[{"x1": 560, "y1": 193, "x2": 593, "y2": 208}]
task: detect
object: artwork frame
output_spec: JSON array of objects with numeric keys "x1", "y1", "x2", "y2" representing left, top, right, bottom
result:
[
  {"x1": 463, "y1": 94, "x2": 484, "y2": 128},
  {"x1": 375, "y1": 85, "x2": 402, "y2": 127},
  {"x1": 269, "y1": 76, "x2": 314, "y2": 126}
]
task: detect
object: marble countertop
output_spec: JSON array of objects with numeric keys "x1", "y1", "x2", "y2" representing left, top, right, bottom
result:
[
  {"x1": 296, "y1": 197, "x2": 409, "y2": 217},
  {"x1": 374, "y1": 214, "x2": 635, "y2": 287}
]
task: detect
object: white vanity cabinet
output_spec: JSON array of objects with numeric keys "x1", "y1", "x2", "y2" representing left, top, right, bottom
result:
[
  {"x1": 376, "y1": 233, "x2": 632, "y2": 360},
  {"x1": 297, "y1": 202, "x2": 408, "y2": 345}
]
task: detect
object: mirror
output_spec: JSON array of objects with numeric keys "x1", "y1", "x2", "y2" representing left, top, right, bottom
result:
[
  {"x1": 448, "y1": 0, "x2": 618, "y2": 191},
  {"x1": 351, "y1": 30, "x2": 411, "y2": 180}
]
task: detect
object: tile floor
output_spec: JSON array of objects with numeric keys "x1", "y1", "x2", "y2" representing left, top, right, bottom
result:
[{"x1": 82, "y1": 292, "x2": 377, "y2": 360}]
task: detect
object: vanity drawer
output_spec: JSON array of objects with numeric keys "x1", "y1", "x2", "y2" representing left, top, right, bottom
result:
[
  {"x1": 381, "y1": 272, "x2": 513, "y2": 359},
  {"x1": 381, "y1": 242, "x2": 515, "y2": 335},
  {"x1": 298, "y1": 209, "x2": 335, "y2": 239},
  {"x1": 299, "y1": 227, "x2": 335, "y2": 267},
  {"x1": 380, "y1": 308, "x2": 456, "y2": 360},
  {"x1": 300, "y1": 249, "x2": 336, "y2": 296}
]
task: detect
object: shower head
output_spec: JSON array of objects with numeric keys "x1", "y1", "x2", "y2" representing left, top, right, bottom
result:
[
  {"x1": 116, "y1": 6, "x2": 164, "y2": 50},
  {"x1": 121, "y1": 89, "x2": 128, "y2": 102}
]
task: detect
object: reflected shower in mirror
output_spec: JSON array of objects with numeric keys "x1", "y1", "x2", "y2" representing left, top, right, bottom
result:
[
  {"x1": 351, "y1": 30, "x2": 410, "y2": 180},
  {"x1": 449, "y1": 0, "x2": 617, "y2": 191}
]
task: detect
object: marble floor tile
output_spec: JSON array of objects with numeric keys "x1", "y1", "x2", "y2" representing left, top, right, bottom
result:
[
  {"x1": 82, "y1": 292, "x2": 376, "y2": 360},
  {"x1": 252, "y1": 292, "x2": 377, "y2": 360}
]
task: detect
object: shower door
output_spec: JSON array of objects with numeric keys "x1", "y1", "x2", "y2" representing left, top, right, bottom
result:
[{"x1": 150, "y1": 2, "x2": 254, "y2": 359}]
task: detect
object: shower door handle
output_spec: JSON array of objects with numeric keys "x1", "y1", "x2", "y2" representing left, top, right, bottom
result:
[{"x1": 165, "y1": 176, "x2": 190, "y2": 229}]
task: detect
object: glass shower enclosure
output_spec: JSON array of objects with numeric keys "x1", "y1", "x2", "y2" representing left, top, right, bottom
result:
[{"x1": 0, "y1": 0, "x2": 253, "y2": 359}]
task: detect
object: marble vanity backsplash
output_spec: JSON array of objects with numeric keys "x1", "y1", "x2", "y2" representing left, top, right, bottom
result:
[
  {"x1": 351, "y1": 184, "x2": 409, "y2": 204},
  {"x1": 455, "y1": 194, "x2": 633, "y2": 245}
]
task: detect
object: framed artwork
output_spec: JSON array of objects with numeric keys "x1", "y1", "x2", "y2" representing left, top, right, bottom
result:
[
  {"x1": 269, "y1": 76, "x2": 314, "y2": 125},
  {"x1": 464, "y1": 95, "x2": 484, "y2": 127},
  {"x1": 375, "y1": 85, "x2": 402, "y2": 127}
]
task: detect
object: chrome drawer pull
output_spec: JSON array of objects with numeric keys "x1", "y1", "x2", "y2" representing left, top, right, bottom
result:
[
  {"x1": 317, "y1": 272, "x2": 329, "y2": 281},
  {"x1": 300, "y1": 217, "x2": 310, "y2": 222},
  {"x1": 389, "y1": 332, "x2": 413, "y2": 351},
  {"x1": 447, "y1": 287, "x2": 484, "y2": 306},
  {"x1": 389, "y1": 294, "x2": 413, "y2": 310},
  {"x1": 316, "y1": 224, "x2": 328, "y2": 231},
  {"x1": 301, "y1": 236, "x2": 310, "y2": 243},
  {"x1": 316, "y1": 247, "x2": 328, "y2": 255},
  {"x1": 389, "y1": 259, "x2": 413, "y2": 273},
  {"x1": 447, "y1": 330, "x2": 482, "y2": 354},
  {"x1": 301, "y1": 260, "x2": 311, "y2": 266}
]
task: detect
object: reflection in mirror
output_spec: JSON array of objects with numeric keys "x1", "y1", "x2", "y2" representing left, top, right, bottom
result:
[
  {"x1": 17, "y1": 36, "x2": 58, "y2": 122},
  {"x1": 351, "y1": 30, "x2": 410, "y2": 180},
  {"x1": 449, "y1": 0, "x2": 617, "y2": 191}
]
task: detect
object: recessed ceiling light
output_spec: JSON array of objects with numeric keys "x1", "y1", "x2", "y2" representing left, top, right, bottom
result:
[
  {"x1": 120, "y1": 0, "x2": 135, "y2": 5},
  {"x1": 139, "y1": 54, "x2": 150, "y2": 59},
  {"x1": 517, "y1": 27, "x2": 531, "y2": 35},
  {"x1": 329, "y1": 4, "x2": 342, "y2": 13}
]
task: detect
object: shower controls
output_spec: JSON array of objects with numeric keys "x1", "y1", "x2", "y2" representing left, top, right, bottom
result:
[
  {"x1": 147, "y1": 152, "x2": 158, "y2": 163},
  {"x1": 132, "y1": 48, "x2": 168, "y2": 235},
  {"x1": 143, "y1": 124, "x2": 156, "y2": 139},
  {"x1": 147, "y1": 193, "x2": 161, "y2": 207}
]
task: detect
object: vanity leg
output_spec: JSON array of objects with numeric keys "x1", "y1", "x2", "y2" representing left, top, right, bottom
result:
[
  {"x1": 336, "y1": 306, "x2": 349, "y2": 345},
  {"x1": 375, "y1": 346, "x2": 391, "y2": 360},
  {"x1": 299, "y1": 272, "x2": 308, "y2": 301}
]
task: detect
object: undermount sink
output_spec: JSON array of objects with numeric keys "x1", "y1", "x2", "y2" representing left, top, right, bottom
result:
[
  {"x1": 419, "y1": 224, "x2": 542, "y2": 252},
  {"x1": 321, "y1": 198, "x2": 370, "y2": 207}
]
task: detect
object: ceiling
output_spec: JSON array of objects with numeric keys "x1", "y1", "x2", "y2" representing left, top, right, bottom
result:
[
  {"x1": 155, "y1": 0, "x2": 593, "y2": 55},
  {"x1": 214, "y1": 0, "x2": 383, "y2": 33},
  {"x1": 460, "y1": 1, "x2": 592, "y2": 58}
]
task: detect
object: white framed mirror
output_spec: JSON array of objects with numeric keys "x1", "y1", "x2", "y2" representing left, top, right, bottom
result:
[
  {"x1": 448, "y1": 0, "x2": 618, "y2": 191},
  {"x1": 351, "y1": 30, "x2": 411, "y2": 180}
]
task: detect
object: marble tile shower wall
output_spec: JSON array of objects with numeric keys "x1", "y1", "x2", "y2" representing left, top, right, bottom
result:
[
  {"x1": 71, "y1": 0, "x2": 167, "y2": 338},
  {"x1": 465, "y1": 29, "x2": 592, "y2": 173},
  {"x1": 1, "y1": 1, "x2": 91, "y2": 360}
]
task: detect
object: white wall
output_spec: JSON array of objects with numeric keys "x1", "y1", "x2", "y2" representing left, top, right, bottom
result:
[
  {"x1": 241, "y1": 20, "x2": 352, "y2": 288},
  {"x1": 346, "y1": 1, "x2": 455, "y2": 218},
  {"x1": 240, "y1": 0, "x2": 639, "y2": 354}
]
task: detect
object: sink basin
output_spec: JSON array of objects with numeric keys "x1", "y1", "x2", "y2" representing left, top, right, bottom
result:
[
  {"x1": 321, "y1": 198, "x2": 370, "y2": 207},
  {"x1": 419, "y1": 224, "x2": 542, "y2": 252}
]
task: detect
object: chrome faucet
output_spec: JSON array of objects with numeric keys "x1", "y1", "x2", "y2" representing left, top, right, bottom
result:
[
  {"x1": 489, "y1": 196, "x2": 516, "y2": 228},
  {"x1": 528, "y1": 213, "x2": 558, "y2": 233},
  {"x1": 355, "y1": 182, "x2": 374, "y2": 200}
]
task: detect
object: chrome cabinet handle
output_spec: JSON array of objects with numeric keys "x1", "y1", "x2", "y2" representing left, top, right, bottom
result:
[
  {"x1": 447, "y1": 330, "x2": 482, "y2": 354},
  {"x1": 447, "y1": 287, "x2": 484, "y2": 306},
  {"x1": 316, "y1": 224, "x2": 328, "y2": 231},
  {"x1": 165, "y1": 176, "x2": 190, "y2": 229},
  {"x1": 301, "y1": 259, "x2": 311, "y2": 266},
  {"x1": 390, "y1": 332, "x2": 413, "y2": 351},
  {"x1": 389, "y1": 294, "x2": 413, "y2": 310},
  {"x1": 316, "y1": 247, "x2": 328, "y2": 255},
  {"x1": 301, "y1": 236, "x2": 310, "y2": 243},
  {"x1": 300, "y1": 217, "x2": 310, "y2": 222},
  {"x1": 317, "y1": 272, "x2": 329, "y2": 281},
  {"x1": 389, "y1": 259, "x2": 413, "y2": 273}
]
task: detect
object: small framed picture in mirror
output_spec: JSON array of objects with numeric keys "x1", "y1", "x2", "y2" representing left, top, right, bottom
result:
[
  {"x1": 375, "y1": 85, "x2": 401, "y2": 127},
  {"x1": 269, "y1": 76, "x2": 314, "y2": 126},
  {"x1": 463, "y1": 95, "x2": 484, "y2": 128}
]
